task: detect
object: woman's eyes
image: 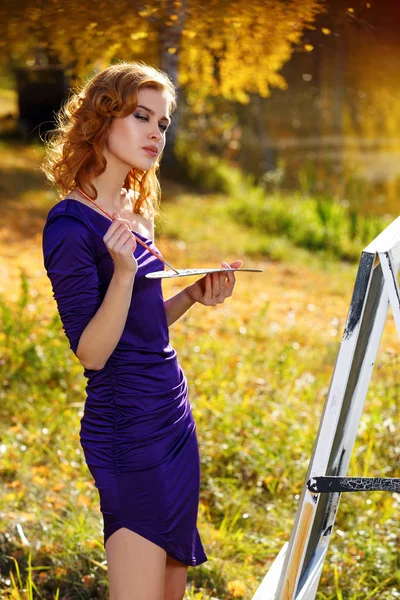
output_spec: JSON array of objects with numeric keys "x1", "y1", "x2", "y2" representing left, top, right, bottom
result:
[{"x1": 134, "y1": 114, "x2": 168, "y2": 132}]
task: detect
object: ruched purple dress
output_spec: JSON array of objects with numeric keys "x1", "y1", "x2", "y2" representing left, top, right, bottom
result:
[{"x1": 42, "y1": 198, "x2": 208, "y2": 566}]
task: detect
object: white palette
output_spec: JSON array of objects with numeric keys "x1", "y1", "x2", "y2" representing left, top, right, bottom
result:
[{"x1": 145, "y1": 267, "x2": 263, "y2": 279}]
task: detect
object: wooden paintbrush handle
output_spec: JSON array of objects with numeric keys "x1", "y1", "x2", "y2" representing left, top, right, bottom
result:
[{"x1": 77, "y1": 187, "x2": 176, "y2": 271}]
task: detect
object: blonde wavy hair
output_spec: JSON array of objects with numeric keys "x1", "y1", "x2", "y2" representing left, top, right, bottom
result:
[{"x1": 41, "y1": 61, "x2": 177, "y2": 217}]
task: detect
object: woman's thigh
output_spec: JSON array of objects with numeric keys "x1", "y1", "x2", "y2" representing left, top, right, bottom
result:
[
  {"x1": 164, "y1": 554, "x2": 188, "y2": 600},
  {"x1": 106, "y1": 527, "x2": 166, "y2": 600}
]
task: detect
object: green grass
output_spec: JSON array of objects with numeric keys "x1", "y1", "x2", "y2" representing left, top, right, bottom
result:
[
  {"x1": 0, "y1": 141, "x2": 399, "y2": 599},
  {"x1": 174, "y1": 137, "x2": 394, "y2": 264}
]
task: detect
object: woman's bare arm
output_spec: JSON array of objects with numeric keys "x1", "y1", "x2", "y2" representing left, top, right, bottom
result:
[
  {"x1": 76, "y1": 271, "x2": 135, "y2": 370},
  {"x1": 164, "y1": 289, "x2": 197, "y2": 326},
  {"x1": 164, "y1": 261, "x2": 243, "y2": 326}
]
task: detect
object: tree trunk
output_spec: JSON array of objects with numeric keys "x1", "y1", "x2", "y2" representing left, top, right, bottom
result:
[{"x1": 158, "y1": 0, "x2": 189, "y2": 180}]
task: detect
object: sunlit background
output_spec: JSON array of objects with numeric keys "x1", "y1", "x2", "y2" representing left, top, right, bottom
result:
[{"x1": 0, "y1": 1, "x2": 399, "y2": 599}]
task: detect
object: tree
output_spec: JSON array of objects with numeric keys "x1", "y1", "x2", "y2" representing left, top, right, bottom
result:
[{"x1": 0, "y1": 0, "x2": 324, "y2": 170}]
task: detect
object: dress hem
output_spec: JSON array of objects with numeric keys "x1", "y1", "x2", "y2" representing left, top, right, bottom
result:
[{"x1": 104, "y1": 521, "x2": 208, "y2": 567}]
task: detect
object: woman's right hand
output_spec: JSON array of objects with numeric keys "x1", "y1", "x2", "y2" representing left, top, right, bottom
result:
[{"x1": 103, "y1": 213, "x2": 138, "y2": 277}]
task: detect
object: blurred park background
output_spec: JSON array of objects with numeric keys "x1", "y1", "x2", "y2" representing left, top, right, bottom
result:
[{"x1": 0, "y1": 0, "x2": 399, "y2": 598}]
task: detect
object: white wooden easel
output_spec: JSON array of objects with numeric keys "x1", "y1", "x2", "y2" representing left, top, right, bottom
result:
[{"x1": 252, "y1": 216, "x2": 400, "y2": 600}]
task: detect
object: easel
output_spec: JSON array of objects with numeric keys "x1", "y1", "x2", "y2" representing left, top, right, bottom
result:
[{"x1": 252, "y1": 216, "x2": 400, "y2": 599}]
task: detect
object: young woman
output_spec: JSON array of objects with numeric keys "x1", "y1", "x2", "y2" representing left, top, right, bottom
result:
[{"x1": 41, "y1": 61, "x2": 242, "y2": 600}]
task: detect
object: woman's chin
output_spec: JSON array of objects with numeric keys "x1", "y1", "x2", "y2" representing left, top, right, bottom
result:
[{"x1": 127, "y1": 158, "x2": 154, "y2": 172}]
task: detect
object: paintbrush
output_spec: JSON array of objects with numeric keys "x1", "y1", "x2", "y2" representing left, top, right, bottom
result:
[{"x1": 77, "y1": 188, "x2": 180, "y2": 274}]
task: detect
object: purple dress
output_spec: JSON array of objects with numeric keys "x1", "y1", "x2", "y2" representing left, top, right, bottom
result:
[{"x1": 42, "y1": 198, "x2": 208, "y2": 566}]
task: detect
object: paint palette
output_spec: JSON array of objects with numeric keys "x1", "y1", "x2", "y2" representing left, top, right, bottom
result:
[{"x1": 145, "y1": 267, "x2": 263, "y2": 279}]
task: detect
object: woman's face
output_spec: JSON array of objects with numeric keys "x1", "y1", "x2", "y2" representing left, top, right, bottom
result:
[{"x1": 105, "y1": 87, "x2": 171, "y2": 171}]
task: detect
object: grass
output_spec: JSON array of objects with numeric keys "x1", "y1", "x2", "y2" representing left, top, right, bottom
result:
[
  {"x1": 173, "y1": 137, "x2": 394, "y2": 265},
  {"x1": 0, "y1": 141, "x2": 399, "y2": 599}
]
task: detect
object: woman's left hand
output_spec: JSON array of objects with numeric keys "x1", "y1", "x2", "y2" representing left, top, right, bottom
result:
[{"x1": 185, "y1": 260, "x2": 243, "y2": 306}]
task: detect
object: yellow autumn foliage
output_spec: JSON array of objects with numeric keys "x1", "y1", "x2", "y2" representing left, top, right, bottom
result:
[
  {"x1": 0, "y1": 0, "x2": 323, "y2": 110},
  {"x1": 227, "y1": 579, "x2": 247, "y2": 597}
]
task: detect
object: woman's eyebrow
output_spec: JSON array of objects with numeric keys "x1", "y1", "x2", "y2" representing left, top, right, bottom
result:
[{"x1": 137, "y1": 105, "x2": 171, "y2": 124}]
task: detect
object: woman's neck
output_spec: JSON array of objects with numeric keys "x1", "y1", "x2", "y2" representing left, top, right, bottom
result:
[{"x1": 71, "y1": 186, "x2": 134, "y2": 214}]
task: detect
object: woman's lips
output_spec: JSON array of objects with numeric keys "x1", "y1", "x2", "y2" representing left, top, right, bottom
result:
[{"x1": 142, "y1": 148, "x2": 157, "y2": 157}]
